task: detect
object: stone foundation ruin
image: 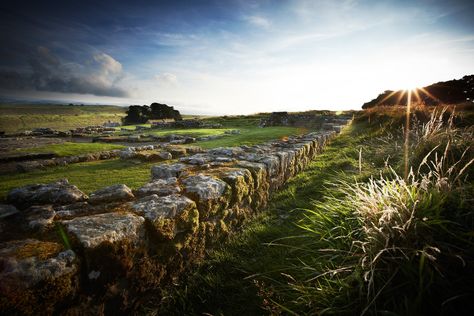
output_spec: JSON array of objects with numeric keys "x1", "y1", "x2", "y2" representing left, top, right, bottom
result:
[{"x1": 0, "y1": 121, "x2": 350, "y2": 314}]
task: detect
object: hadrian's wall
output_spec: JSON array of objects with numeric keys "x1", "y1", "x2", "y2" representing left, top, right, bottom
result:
[{"x1": 0, "y1": 120, "x2": 349, "y2": 314}]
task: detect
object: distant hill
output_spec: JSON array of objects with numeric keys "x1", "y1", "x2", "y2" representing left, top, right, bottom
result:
[{"x1": 362, "y1": 75, "x2": 474, "y2": 109}]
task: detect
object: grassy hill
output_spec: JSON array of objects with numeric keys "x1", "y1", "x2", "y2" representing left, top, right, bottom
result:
[{"x1": 362, "y1": 74, "x2": 474, "y2": 108}]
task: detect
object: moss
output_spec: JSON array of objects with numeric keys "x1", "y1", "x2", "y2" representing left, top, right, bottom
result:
[{"x1": 14, "y1": 240, "x2": 62, "y2": 260}]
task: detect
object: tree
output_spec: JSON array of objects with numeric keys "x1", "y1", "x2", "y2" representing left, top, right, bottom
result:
[
  {"x1": 123, "y1": 105, "x2": 150, "y2": 124},
  {"x1": 122, "y1": 103, "x2": 182, "y2": 124},
  {"x1": 150, "y1": 103, "x2": 182, "y2": 121}
]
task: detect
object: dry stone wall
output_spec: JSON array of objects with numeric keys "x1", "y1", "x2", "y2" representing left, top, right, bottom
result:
[{"x1": 0, "y1": 123, "x2": 348, "y2": 314}]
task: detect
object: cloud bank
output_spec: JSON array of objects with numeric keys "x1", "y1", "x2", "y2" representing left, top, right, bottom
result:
[{"x1": 0, "y1": 47, "x2": 128, "y2": 97}]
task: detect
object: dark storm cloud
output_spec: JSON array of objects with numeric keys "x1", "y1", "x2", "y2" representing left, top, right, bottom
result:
[{"x1": 0, "y1": 47, "x2": 128, "y2": 97}]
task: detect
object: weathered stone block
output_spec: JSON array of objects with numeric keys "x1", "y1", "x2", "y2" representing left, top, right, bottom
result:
[
  {"x1": 7, "y1": 179, "x2": 87, "y2": 209},
  {"x1": 206, "y1": 168, "x2": 254, "y2": 209},
  {"x1": 62, "y1": 212, "x2": 145, "y2": 292},
  {"x1": 0, "y1": 239, "x2": 78, "y2": 315},
  {"x1": 135, "y1": 177, "x2": 181, "y2": 197},
  {"x1": 130, "y1": 194, "x2": 199, "y2": 240},
  {"x1": 235, "y1": 160, "x2": 269, "y2": 209},
  {"x1": 63, "y1": 212, "x2": 144, "y2": 249},
  {"x1": 24, "y1": 205, "x2": 56, "y2": 232},
  {"x1": 88, "y1": 184, "x2": 134, "y2": 205},
  {"x1": 182, "y1": 174, "x2": 230, "y2": 219},
  {"x1": 151, "y1": 163, "x2": 191, "y2": 180}
]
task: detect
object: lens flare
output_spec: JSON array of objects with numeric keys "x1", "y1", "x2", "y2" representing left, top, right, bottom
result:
[{"x1": 404, "y1": 89, "x2": 412, "y2": 179}]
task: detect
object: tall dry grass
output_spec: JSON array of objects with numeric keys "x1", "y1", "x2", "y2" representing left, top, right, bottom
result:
[{"x1": 285, "y1": 106, "x2": 474, "y2": 315}]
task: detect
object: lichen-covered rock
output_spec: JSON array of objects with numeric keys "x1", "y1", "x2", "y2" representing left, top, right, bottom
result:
[
  {"x1": 63, "y1": 212, "x2": 145, "y2": 248},
  {"x1": 185, "y1": 146, "x2": 204, "y2": 154},
  {"x1": 206, "y1": 168, "x2": 254, "y2": 208},
  {"x1": 135, "y1": 177, "x2": 181, "y2": 197},
  {"x1": 159, "y1": 151, "x2": 172, "y2": 160},
  {"x1": 130, "y1": 194, "x2": 199, "y2": 240},
  {"x1": 119, "y1": 147, "x2": 136, "y2": 159},
  {"x1": 24, "y1": 205, "x2": 56, "y2": 231},
  {"x1": 62, "y1": 212, "x2": 147, "y2": 295},
  {"x1": 55, "y1": 202, "x2": 93, "y2": 219},
  {"x1": 0, "y1": 204, "x2": 19, "y2": 219},
  {"x1": 88, "y1": 184, "x2": 134, "y2": 205},
  {"x1": 166, "y1": 145, "x2": 187, "y2": 157},
  {"x1": 235, "y1": 160, "x2": 269, "y2": 209},
  {"x1": 0, "y1": 239, "x2": 78, "y2": 315},
  {"x1": 179, "y1": 153, "x2": 212, "y2": 165},
  {"x1": 151, "y1": 163, "x2": 190, "y2": 180},
  {"x1": 7, "y1": 179, "x2": 87, "y2": 209},
  {"x1": 208, "y1": 147, "x2": 245, "y2": 157},
  {"x1": 182, "y1": 174, "x2": 230, "y2": 219}
]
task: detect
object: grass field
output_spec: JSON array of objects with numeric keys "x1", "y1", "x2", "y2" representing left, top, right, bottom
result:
[
  {"x1": 14, "y1": 142, "x2": 125, "y2": 157},
  {"x1": 0, "y1": 104, "x2": 126, "y2": 133},
  {"x1": 0, "y1": 159, "x2": 155, "y2": 197},
  {"x1": 196, "y1": 126, "x2": 306, "y2": 148},
  {"x1": 0, "y1": 124, "x2": 305, "y2": 198}
]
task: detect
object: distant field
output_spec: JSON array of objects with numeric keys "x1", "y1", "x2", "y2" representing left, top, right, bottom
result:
[
  {"x1": 14, "y1": 142, "x2": 125, "y2": 157},
  {"x1": 196, "y1": 126, "x2": 306, "y2": 148},
  {"x1": 0, "y1": 104, "x2": 126, "y2": 133},
  {"x1": 0, "y1": 125, "x2": 305, "y2": 198}
]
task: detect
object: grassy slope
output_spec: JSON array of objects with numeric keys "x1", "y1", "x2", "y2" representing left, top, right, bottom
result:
[
  {"x1": 14, "y1": 142, "x2": 125, "y2": 157},
  {"x1": 0, "y1": 104, "x2": 126, "y2": 133}
]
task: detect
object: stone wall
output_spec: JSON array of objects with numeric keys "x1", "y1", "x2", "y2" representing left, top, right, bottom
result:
[{"x1": 0, "y1": 123, "x2": 348, "y2": 314}]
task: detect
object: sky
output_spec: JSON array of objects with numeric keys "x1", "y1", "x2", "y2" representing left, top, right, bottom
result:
[{"x1": 0, "y1": 0, "x2": 473, "y2": 114}]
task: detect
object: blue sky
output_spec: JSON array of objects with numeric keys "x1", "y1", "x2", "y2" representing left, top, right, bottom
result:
[{"x1": 0, "y1": 0, "x2": 473, "y2": 114}]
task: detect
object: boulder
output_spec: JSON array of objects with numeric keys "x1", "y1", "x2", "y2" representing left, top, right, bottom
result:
[
  {"x1": 151, "y1": 163, "x2": 190, "y2": 180},
  {"x1": 88, "y1": 184, "x2": 135, "y2": 205},
  {"x1": 7, "y1": 179, "x2": 87, "y2": 209},
  {"x1": 130, "y1": 194, "x2": 199, "y2": 240},
  {"x1": 135, "y1": 177, "x2": 181, "y2": 197},
  {"x1": 0, "y1": 239, "x2": 78, "y2": 315},
  {"x1": 182, "y1": 174, "x2": 230, "y2": 218}
]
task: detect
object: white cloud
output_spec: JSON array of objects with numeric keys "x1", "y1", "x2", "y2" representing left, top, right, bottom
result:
[
  {"x1": 244, "y1": 15, "x2": 271, "y2": 29},
  {"x1": 154, "y1": 73, "x2": 178, "y2": 86}
]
